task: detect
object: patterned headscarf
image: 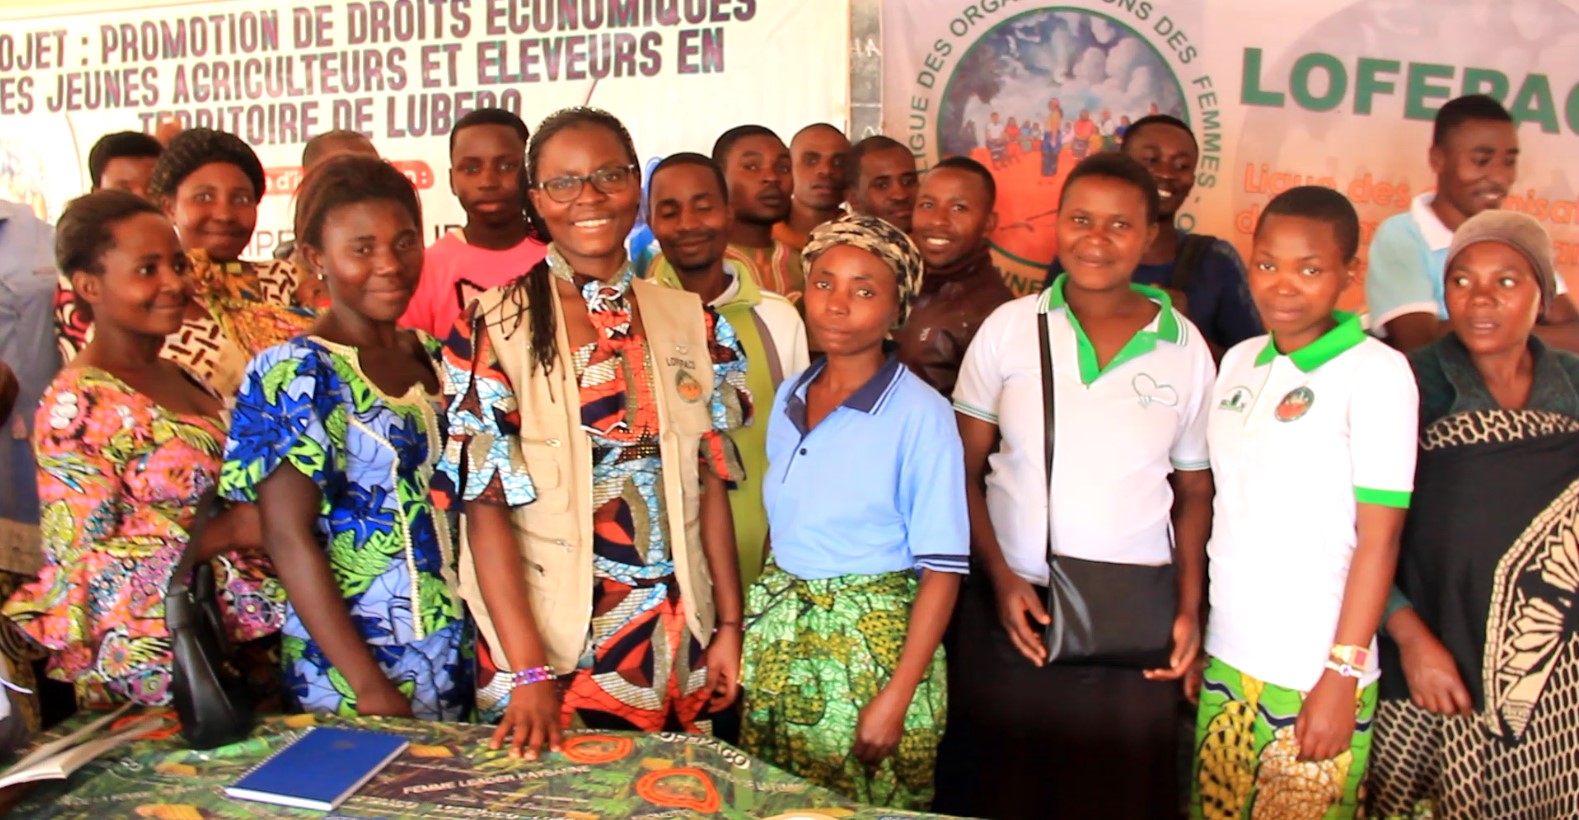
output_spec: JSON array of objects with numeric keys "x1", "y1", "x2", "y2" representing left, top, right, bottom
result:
[{"x1": 802, "y1": 213, "x2": 925, "y2": 331}]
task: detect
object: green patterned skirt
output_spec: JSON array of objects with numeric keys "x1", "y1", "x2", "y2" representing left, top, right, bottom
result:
[
  {"x1": 1193, "y1": 657, "x2": 1377, "y2": 820},
  {"x1": 739, "y1": 562, "x2": 945, "y2": 811}
]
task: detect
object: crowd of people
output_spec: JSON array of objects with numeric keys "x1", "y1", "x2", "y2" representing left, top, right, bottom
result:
[{"x1": 0, "y1": 91, "x2": 1575, "y2": 820}]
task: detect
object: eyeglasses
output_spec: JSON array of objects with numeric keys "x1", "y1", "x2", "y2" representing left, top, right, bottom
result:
[{"x1": 536, "y1": 165, "x2": 639, "y2": 203}]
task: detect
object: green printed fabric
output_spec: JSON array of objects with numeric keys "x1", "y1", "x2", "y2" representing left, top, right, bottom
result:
[
  {"x1": 6, "y1": 710, "x2": 949, "y2": 819},
  {"x1": 740, "y1": 563, "x2": 946, "y2": 811},
  {"x1": 1193, "y1": 657, "x2": 1377, "y2": 820}
]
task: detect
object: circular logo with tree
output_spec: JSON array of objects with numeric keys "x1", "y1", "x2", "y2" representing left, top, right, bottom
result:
[{"x1": 938, "y1": 8, "x2": 1187, "y2": 277}]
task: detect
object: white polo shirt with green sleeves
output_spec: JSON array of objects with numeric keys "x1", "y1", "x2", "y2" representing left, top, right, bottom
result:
[
  {"x1": 953, "y1": 275, "x2": 1215, "y2": 587},
  {"x1": 1204, "y1": 312, "x2": 1419, "y2": 692}
]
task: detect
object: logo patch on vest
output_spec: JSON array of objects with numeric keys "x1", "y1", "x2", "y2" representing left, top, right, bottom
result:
[
  {"x1": 1275, "y1": 386, "x2": 1314, "y2": 422},
  {"x1": 676, "y1": 369, "x2": 704, "y2": 403}
]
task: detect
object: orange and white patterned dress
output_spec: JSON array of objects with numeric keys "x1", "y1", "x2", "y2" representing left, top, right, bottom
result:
[{"x1": 1, "y1": 367, "x2": 285, "y2": 707}]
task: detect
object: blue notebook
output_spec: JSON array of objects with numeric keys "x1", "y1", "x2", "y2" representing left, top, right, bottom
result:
[{"x1": 225, "y1": 726, "x2": 409, "y2": 811}]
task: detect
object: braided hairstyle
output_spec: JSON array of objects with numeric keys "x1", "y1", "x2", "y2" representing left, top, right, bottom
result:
[
  {"x1": 516, "y1": 107, "x2": 639, "y2": 375},
  {"x1": 148, "y1": 127, "x2": 265, "y2": 203}
]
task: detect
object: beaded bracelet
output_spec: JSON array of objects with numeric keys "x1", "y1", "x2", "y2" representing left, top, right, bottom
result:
[{"x1": 510, "y1": 665, "x2": 555, "y2": 689}]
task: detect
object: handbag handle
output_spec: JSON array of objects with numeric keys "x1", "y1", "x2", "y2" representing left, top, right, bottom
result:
[
  {"x1": 1038, "y1": 308, "x2": 1057, "y2": 571},
  {"x1": 165, "y1": 488, "x2": 221, "y2": 630}
]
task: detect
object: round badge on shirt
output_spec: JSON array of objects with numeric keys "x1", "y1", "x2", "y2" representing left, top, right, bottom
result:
[{"x1": 1275, "y1": 386, "x2": 1314, "y2": 422}]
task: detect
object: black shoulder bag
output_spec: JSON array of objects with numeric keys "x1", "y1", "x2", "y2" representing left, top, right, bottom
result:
[
  {"x1": 1038, "y1": 309, "x2": 1178, "y2": 668},
  {"x1": 166, "y1": 490, "x2": 254, "y2": 749}
]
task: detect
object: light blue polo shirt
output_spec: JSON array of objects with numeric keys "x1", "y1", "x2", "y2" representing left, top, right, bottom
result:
[
  {"x1": 762, "y1": 355, "x2": 970, "y2": 581},
  {"x1": 1366, "y1": 193, "x2": 1566, "y2": 334}
]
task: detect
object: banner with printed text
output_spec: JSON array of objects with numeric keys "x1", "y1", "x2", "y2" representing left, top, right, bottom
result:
[
  {"x1": 882, "y1": 0, "x2": 1579, "y2": 308},
  {"x1": 0, "y1": 0, "x2": 848, "y2": 255}
]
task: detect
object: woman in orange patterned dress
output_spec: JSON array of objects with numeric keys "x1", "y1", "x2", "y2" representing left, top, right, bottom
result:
[{"x1": 4, "y1": 190, "x2": 283, "y2": 708}]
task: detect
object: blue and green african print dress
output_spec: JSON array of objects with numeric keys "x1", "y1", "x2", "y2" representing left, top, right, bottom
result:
[{"x1": 221, "y1": 334, "x2": 470, "y2": 721}]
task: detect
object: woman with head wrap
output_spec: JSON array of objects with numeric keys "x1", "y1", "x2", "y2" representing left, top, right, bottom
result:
[
  {"x1": 738, "y1": 213, "x2": 969, "y2": 810},
  {"x1": 1367, "y1": 211, "x2": 1579, "y2": 819},
  {"x1": 55, "y1": 128, "x2": 314, "y2": 397}
]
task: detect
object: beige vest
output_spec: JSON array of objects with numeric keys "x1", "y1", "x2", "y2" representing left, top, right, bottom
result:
[{"x1": 457, "y1": 275, "x2": 719, "y2": 674}]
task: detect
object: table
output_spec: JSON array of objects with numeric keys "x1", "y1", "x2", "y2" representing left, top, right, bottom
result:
[{"x1": 5, "y1": 710, "x2": 951, "y2": 819}]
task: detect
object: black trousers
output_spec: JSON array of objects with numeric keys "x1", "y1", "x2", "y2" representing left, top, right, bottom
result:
[{"x1": 933, "y1": 577, "x2": 1181, "y2": 819}]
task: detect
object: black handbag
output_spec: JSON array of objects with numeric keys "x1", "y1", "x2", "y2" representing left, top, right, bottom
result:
[
  {"x1": 1037, "y1": 307, "x2": 1178, "y2": 668},
  {"x1": 166, "y1": 490, "x2": 254, "y2": 749}
]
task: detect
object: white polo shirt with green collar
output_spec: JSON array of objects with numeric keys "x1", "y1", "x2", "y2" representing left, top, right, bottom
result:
[
  {"x1": 953, "y1": 275, "x2": 1215, "y2": 586},
  {"x1": 1204, "y1": 312, "x2": 1418, "y2": 692}
]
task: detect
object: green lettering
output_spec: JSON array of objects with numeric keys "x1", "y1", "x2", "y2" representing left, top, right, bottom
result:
[
  {"x1": 1291, "y1": 52, "x2": 1346, "y2": 112},
  {"x1": 1511, "y1": 74, "x2": 1560, "y2": 134},
  {"x1": 1566, "y1": 82, "x2": 1579, "y2": 136},
  {"x1": 1353, "y1": 58, "x2": 1400, "y2": 115},
  {"x1": 1241, "y1": 48, "x2": 1285, "y2": 107},
  {"x1": 1404, "y1": 62, "x2": 1454, "y2": 120},
  {"x1": 1461, "y1": 67, "x2": 1509, "y2": 101},
  {"x1": 1200, "y1": 109, "x2": 1221, "y2": 154}
]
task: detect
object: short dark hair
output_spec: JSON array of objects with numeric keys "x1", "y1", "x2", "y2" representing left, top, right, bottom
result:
[
  {"x1": 294, "y1": 154, "x2": 422, "y2": 253},
  {"x1": 711, "y1": 125, "x2": 782, "y2": 166},
  {"x1": 792, "y1": 122, "x2": 847, "y2": 142},
  {"x1": 56, "y1": 188, "x2": 163, "y2": 275},
  {"x1": 450, "y1": 107, "x2": 529, "y2": 156},
  {"x1": 1432, "y1": 94, "x2": 1513, "y2": 147},
  {"x1": 931, "y1": 155, "x2": 996, "y2": 205},
  {"x1": 1060, "y1": 153, "x2": 1161, "y2": 224},
  {"x1": 846, "y1": 135, "x2": 909, "y2": 187},
  {"x1": 1121, "y1": 114, "x2": 1196, "y2": 151},
  {"x1": 302, "y1": 129, "x2": 373, "y2": 168},
  {"x1": 56, "y1": 189, "x2": 165, "y2": 325},
  {"x1": 148, "y1": 128, "x2": 265, "y2": 202},
  {"x1": 87, "y1": 131, "x2": 162, "y2": 189},
  {"x1": 649, "y1": 152, "x2": 729, "y2": 205},
  {"x1": 1256, "y1": 185, "x2": 1361, "y2": 261}
]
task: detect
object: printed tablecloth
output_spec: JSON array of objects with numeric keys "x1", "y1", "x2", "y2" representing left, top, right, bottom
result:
[{"x1": 6, "y1": 711, "x2": 951, "y2": 819}]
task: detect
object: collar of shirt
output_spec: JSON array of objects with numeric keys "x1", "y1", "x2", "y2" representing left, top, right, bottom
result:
[
  {"x1": 546, "y1": 244, "x2": 635, "y2": 312},
  {"x1": 1409, "y1": 192, "x2": 1453, "y2": 252},
  {"x1": 1041, "y1": 272, "x2": 1183, "y2": 385},
  {"x1": 650, "y1": 260, "x2": 759, "y2": 310},
  {"x1": 1254, "y1": 311, "x2": 1366, "y2": 373},
  {"x1": 783, "y1": 354, "x2": 905, "y2": 435},
  {"x1": 1434, "y1": 332, "x2": 1579, "y2": 419},
  {"x1": 921, "y1": 244, "x2": 994, "y2": 292}
]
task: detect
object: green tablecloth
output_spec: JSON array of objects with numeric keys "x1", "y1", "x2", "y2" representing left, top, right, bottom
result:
[{"x1": 7, "y1": 711, "x2": 949, "y2": 819}]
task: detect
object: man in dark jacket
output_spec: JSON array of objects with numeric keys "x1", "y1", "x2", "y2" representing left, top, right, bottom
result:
[{"x1": 896, "y1": 156, "x2": 1014, "y2": 397}]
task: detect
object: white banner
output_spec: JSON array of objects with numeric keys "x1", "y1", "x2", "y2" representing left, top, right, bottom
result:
[{"x1": 0, "y1": 0, "x2": 849, "y2": 255}]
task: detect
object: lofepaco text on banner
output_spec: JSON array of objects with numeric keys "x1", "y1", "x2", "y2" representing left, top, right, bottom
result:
[{"x1": 882, "y1": 0, "x2": 1579, "y2": 304}]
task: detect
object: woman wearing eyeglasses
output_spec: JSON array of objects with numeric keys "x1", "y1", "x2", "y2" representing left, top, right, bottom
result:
[{"x1": 434, "y1": 107, "x2": 751, "y2": 758}]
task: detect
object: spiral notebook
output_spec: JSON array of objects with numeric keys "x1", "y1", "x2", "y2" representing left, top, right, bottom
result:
[{"x1": 225, "y1": 726, "x2": 409, "y2": 811}]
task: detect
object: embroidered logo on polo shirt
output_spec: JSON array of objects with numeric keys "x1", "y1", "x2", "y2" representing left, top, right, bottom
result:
[
  {"x1": 1219, "y1": 386, "x2": 1253, "y2": 413},
  {"x1": 675, "y1": 369, "x2": 704, "y2": 403},
  {"x1": 1275, "y1": 386, "x2": 1315, "y2": 422},
  {"x1": 1132, "y1": 374, "x2": 1178, "y2": 409}
]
